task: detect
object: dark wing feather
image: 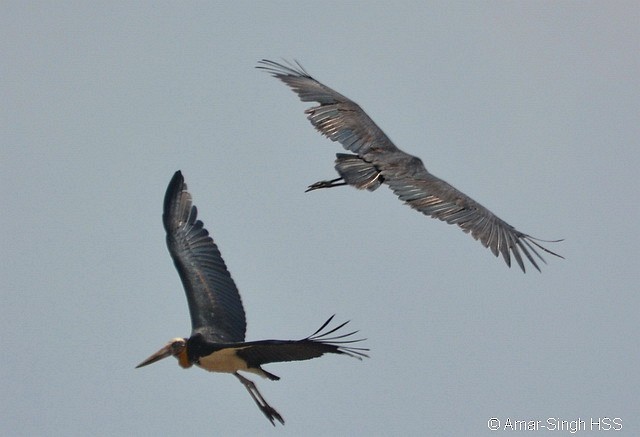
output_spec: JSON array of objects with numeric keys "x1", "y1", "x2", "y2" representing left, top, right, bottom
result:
[
  {"x1": 258, "y1": 59, "x2": 562, "y2": 272},
  {"x1": 163, "y1": 171, "x2": 246, "y2": 342},
  {"x1": 235, "y1": 315, "x2": 369, "y2": 367},
  {"x1": 385, "y1": 165, "x2": 563, "y2": 272},
  {"x1": 257, "y1": 59, "x2": 399, "y2": 158}
]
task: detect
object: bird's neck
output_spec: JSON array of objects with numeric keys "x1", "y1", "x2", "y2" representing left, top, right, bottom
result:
[{"x1": 178, "y1": 347, "x2": 192, "y2": 368}]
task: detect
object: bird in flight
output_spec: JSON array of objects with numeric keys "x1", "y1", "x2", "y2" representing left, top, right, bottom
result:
[
  {"x1": 136, "y1": 171, "x2": 368, "y2": 425},
  {"x1": 257, "y1": 59, "x2": 563, "y2": 273}
]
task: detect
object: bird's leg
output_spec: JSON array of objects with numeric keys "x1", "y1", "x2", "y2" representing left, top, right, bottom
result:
[
  {"x1": 305, "y1": 177, "x2": 347, "y2": 192},
  {"x1": 234, "y1": 372, "x2": 285, "y2": 426}
]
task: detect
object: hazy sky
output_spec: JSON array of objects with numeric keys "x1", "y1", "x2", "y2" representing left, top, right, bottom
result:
[{"x1": 2, "y1": 2, "x2": 638, "y2": 436}]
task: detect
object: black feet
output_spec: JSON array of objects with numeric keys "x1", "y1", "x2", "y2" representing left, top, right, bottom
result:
[
  {"x1": 235, "y1": 373, "x2": 285, "y2": 426},
  {"x1": 305, "y1": 178, "x2": 347, "y2": 192}
]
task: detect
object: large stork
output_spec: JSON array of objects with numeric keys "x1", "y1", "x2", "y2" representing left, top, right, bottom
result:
[
  {"x1": 136, "y1": 171, "x2": 368, "y2": 425},
  {"x1": 258, "y1": 59, "x2": 563, "y2": 272}
]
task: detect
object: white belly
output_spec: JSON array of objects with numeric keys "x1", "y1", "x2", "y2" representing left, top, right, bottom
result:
[
  {"x1": 197, "y1": 347, "x2": 249, "y2": 373},
  {"x1": 196, "y1": 346, "x2": 270, "y2": 378}
]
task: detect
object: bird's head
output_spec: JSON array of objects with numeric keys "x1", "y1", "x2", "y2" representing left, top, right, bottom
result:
[{"x1": 136, "y1": 338, "x2": 189, "y2": 369}]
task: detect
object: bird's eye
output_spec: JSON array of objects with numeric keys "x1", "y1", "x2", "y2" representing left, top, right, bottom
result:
[{"x1": 170, "y1": 340, "x2": 184, "y2": 353}]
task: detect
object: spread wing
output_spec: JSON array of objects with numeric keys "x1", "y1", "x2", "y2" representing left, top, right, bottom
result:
[
  {"x1": 235, "y1": 316, "x2": 368, "y2": 367},
  {"x1": 163, "y1": 171, "x2": 246, "y2": 342},
  {"x1": 383, "y1": 159, "x2": 562, "y2": 272},
  {"x1": 258, "y1": 59, "x2": 562, "y2": 272},
  {"x1": 257, "y1": 59, "x2": 398, "y2": 158}
]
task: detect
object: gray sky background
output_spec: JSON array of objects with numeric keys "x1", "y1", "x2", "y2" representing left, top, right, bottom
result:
[{"x1": 2, "y1": 2, "x2": 638, "y2": 435}]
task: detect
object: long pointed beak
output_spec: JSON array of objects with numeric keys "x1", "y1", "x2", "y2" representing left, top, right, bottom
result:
[{"x1": 135, "y1": 344, "x2": 174, "y2": 368}]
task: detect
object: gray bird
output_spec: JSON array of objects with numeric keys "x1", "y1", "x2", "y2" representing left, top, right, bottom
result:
[{"x1": 258, "y1": 59, "x2": 563, "y2": 273}]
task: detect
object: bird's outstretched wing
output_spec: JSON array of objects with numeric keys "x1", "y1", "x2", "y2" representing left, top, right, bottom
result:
[
  {"x1": 235, "y1": 315, "x2": 369, "y2": 368},
  {"x1": 257, "y1": 59, "x2": 398, "y2": 158},
  {"x1": 258, "y1": 59, "x2": 562, "y2": 272},
  {"x1": 384, "y1": 161, "x2": 562, "y2": 272},
  {"x1": 163, "y1": 171, "x2": 246, "y2": 342}
]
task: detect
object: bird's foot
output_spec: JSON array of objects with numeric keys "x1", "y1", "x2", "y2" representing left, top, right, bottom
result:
[
  {"x1": 235, "y1": 372, "x2": 285, "y2": 426},
  {"x1": 259, "y1": 404, "x2": 285, "y2": 426},
  {"x1": 305, "y1": 178, "x2": 347, "y2": 192}
]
